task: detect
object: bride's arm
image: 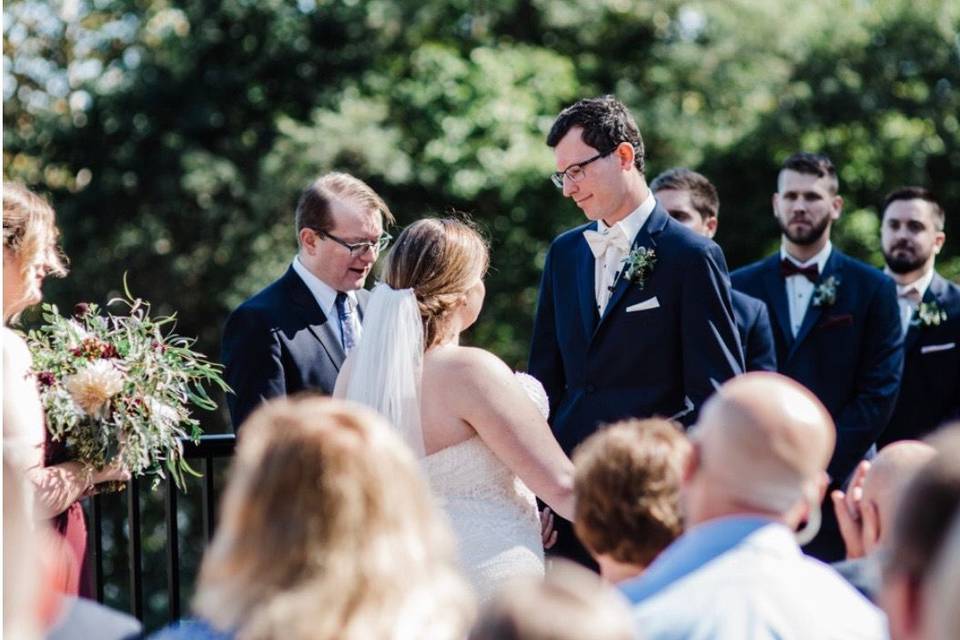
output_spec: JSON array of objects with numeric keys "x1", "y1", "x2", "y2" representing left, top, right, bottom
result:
[{"x1": 447, "y1": 348, "x2": 575, "y2": 520}]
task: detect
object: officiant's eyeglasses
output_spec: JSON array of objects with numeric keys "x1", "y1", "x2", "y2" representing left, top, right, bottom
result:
[
  {"x1": 317, "y1": 230, "x2": 393, "y2": 256},
  {"x1": 550, "y1": 148, "x2": 617, "y2": 189}
]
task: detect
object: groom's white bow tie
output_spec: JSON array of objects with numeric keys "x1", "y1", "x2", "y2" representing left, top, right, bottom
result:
[{"x1": 583, "y1": 228, "x2": 630, "y2": 258}]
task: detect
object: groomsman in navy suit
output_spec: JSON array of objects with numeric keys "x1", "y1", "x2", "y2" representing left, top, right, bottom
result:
[
  {"x1": 877, "y1": 187, "x2": 960, "y2": 447},
  {"x1": 731, "y1": 152, "x2": 903, "y2": 561},
  {"x1": 650, "y1": 167, "x2": 777, "y2": 372},
  {"x1": 529, "y1": 95, "x2": 743, "y2": 564},
  {"x1": 221, "y1": 173, "x2": 394, "y2": 430}
]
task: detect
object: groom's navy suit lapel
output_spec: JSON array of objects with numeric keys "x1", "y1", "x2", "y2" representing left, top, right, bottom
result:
[
  {"x1": 598, "y1": 208, "x2": 666, "y2": 331},
  {"x1": 575, "y1": 224, "x2": 600, "y2": 339}
]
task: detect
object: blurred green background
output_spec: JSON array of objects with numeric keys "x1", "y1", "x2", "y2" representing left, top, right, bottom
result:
[{"x1": 5, "y1": 0, "x2": 959, "y2": 629}]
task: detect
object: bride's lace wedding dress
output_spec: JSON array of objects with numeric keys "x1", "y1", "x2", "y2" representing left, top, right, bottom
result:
[
  {"x1": 336, "y1": 286, "x2": 552, "y2": 601},
  {"x1": 424, "y1": 434, "x2": 544, "y2": 601}
]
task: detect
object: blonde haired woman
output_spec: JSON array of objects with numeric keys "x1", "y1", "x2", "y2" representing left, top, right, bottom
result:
[
  {"x1": 154, "y1": 396, "x2": 472, "y2": 640},
  {"x1": 3, "y1": 183, "x2": 129, "y2": 596},
  {"x1": 336, "y1": 218, "x2": 575, "y2": 600}
]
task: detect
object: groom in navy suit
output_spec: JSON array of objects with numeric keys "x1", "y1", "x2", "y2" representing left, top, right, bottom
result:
[
  {"x1": 221, "y1": 173, "x2": 394, "y2": 430},
  {"x1": 731, "y1": 152, "x2": 903, "y2": 561},
  {"x1": 877, "y1": 187, "x2": 960, "y2": 447},
  {"x1": 529, "y1": 95, "x2": 743, "y2": 564}
]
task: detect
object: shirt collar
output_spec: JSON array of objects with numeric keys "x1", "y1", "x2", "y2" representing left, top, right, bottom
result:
[
  {"x1": 780, "y1": 240, "x2": 832, "y2": 271},
  {"x1": 292, "y1": 256, "x2": 356, "y2": 316},
  {"x1": 885, "y1": 265, "x2": 936, "y2": 299},
  {"x1": 597, "y1": 192, "x2": 656, "y2": 245}
]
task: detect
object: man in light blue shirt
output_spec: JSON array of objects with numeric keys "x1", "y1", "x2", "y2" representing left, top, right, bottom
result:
[{"x1": 623, "y1": 372, "x2": 886, "y2": 640}]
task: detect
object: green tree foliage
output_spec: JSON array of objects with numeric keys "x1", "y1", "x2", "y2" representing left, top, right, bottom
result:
[{"x1": 5, "y1": 0, "x2": 960, "y2": 431}]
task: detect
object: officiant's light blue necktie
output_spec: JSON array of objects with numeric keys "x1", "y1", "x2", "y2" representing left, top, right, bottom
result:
[{"x1": 335, "y1": 292, "x2": 359, "y2": 353}]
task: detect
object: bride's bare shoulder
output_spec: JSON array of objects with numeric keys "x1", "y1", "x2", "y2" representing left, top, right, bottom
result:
[{"x1": 424, "y1": 345, "x2": 512, "y2": 382}]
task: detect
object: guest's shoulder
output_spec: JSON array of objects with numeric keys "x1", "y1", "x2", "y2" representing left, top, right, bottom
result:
[
  {"x1": 731, "y1": 289, "x2": 764, "y2": 313},
  {"x1": 229, "y1": 269, "x2": 296, "y2": 317},
  {"x1": 833, "y1": 250, "x2": 888, "y2": 282}
]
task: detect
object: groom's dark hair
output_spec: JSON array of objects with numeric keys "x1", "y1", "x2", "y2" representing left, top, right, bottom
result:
[{"x1": 547, "y1": 95, "x2": 645, "y2": 174}]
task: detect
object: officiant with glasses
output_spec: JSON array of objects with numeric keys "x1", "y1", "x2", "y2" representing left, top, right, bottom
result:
[{"x1": 221, "y1": 172, "x2": 394, "y2": 430}]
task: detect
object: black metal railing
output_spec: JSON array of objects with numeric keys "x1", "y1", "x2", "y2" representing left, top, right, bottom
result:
[{"x1": 89, "y1": 434, "x2": 236, "y2": 623}]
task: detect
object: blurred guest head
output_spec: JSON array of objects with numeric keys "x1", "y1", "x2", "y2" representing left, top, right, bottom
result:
[
  {"x1": 684, "y1": 372, "x2": 835, "y2": 541},
  {"x1": 774, "y1": 152, "x2": 842, "y2": 253},
  {"x1": 547, "y1": 95, "x2": 647, "y2": 225},
  {"x1": 926, "y1": 511, "x2": 960, "y2": 640},
  {"x1": 573, "y1": 418, "x2": 689, "y2": 583},
  {"x1": 384, "y1": 217, "x2": 489, "y2": 348},
  {"x1": 880, "y1": 425, "x2": 960, "y2": 640},
  {"x1": 470, "y1": 561, "x2": 633, "y2": 640},
  {"x1": 858, "y1": 441, "x2": 936, "y2": 555},
  {"x1": 295, "y1": 172, "x2": 394, "y2": 292},
  {"x1": 194, "y1": 396, "x2": 472, "y2": 640},
  {"x1": 880, "y1": 186, "x2": 945, "y2": 279},
  {"x1": 2, "y1": 183, "x2": 67, "y2": 323},
  {"x1": 650, "y1": 168, "x2": 719, "y2": 238}
]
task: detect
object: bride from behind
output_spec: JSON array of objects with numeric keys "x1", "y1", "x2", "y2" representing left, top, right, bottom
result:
[{"x1": 336, "y1": 218, "x2": 574, "y2": 600}]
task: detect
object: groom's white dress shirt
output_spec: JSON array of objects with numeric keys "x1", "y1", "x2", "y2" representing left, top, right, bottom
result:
[
  {"x1": 780, "y1": 242, "x2": 832, "y2": 337},
  {"x1": 292, "y1": 256, "x2": 361, "y2": 347},
  {"x1": 584, "y1": 193, "x2": 656, "y2": 315}
]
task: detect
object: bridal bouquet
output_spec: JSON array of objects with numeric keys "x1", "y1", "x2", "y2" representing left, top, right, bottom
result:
[{"x1": 26, "y1": 282, "x2": 230, "y2": 490}]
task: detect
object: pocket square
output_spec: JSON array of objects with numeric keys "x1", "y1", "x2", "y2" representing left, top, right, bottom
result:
[
  {"x1": 626, "y1": 297, "x2": 660, "y2": 313},
  {"x1": 817, "y1": 313, "x2": 854, "y2": 330},
  {"x1": 921, "y1": 342, "x2": 956, "y2": 355}
]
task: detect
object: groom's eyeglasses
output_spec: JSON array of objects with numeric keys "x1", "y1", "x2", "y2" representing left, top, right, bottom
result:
[
  {"x1": 316, "y1": 230, "x2": 393, "y2": 256},
  {"x1": 550, "y1": 147, "x2": 617, "y2": 189}
]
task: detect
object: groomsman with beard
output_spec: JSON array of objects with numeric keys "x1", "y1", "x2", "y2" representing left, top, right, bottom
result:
[
  {"x1": 221, "y1": 173, "x2": 393, "y2": 430},
  {"x1": 731, "y1": 152, "x2": 903, "y2": 562},
  {"x1": 530, "y1": 95, "x2": 743, "y2": 564},
  {"x1": 650, "y1": 167, "x2": 777, "y2": 372},
  {"x1": 877, "y1": 187, "x2": 960, "y2": 447}
]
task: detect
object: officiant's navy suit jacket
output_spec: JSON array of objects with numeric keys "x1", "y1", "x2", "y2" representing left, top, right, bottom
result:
[
  {"x1": 878, "y1": 272, "x2": 960, "y2": 447},
  {"x1": 731, "y1": 250, "x2": 903, "y2": 484},
  {"x1": 529, "y1": 203, "x2": 743, "y2": 455},
  {"x1": 732, "y1": 290, "x2": 777, "y2": 372},
  {"x1": 221, "y1": 266, "x2": 367, "y2": 430}
]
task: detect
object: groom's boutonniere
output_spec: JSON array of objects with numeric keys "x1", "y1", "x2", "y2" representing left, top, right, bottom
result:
[
  {"x1": 912, "y1": 300, "x2": 947, "y2": 328},
  {"x1": 812, "y1": 275, "x2": 840, "y2": 307},
  {"x1": 620, "y1": 247, "x2": 657, "y2": 290}
]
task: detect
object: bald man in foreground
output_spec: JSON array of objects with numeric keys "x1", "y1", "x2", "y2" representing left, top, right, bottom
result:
[
  {"x1": 622, "y1": 373, "x2": 886, "y2": 639},
  {"x1": 831, "y1": 441, "x2": 936, "y2": 600}
]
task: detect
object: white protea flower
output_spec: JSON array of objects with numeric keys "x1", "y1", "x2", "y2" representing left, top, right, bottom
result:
[
  {"x1": 64, "y1": 360, "x2": 124, "y2": 416},
  {"x1": 146, "y1": 396, "x2": 181, "y2": 426}
]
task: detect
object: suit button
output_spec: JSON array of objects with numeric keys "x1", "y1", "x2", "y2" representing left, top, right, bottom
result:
[{"x1": 585, "y1": 384, "x2": 596, "y2": 393}]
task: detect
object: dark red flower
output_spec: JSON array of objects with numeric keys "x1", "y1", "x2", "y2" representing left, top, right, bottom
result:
[
  {"x1": 37, "y1": 372, "x2": 56, "y2": 387},
  {"x1": 73, "y1": 302, "x2": 92, "y2": 318}
]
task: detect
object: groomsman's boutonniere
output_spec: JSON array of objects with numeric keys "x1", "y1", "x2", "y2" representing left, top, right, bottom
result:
[
  {"x1": 912, "y1": 300, "x2": 948, "y2": 328},
  {"x1": 620, "y1": 247, "x2": 657, "y2": 290},
  {"x1": 812, "y1": 276, "x2": 840, "y2": 307}
]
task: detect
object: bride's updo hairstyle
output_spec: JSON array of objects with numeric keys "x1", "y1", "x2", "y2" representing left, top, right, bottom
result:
[{"x1": 384, "y1": 218, "x2": 489, "y2": 349}]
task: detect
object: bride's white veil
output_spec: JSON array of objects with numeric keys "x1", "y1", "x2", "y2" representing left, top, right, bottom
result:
[{"x1": 339, "y1": 282, "x2": 425, "y2": 457}]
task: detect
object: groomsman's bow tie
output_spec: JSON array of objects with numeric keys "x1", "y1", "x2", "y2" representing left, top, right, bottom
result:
[
  {"x1": 898, "y1": 287, "x2": 922, "y2": 304},
  {"x1": 779, "y1": 259, "x2": 819, "y2": 283},
  {"x1": 583, "y1": 229, "x2": 630, "y2": 258}
]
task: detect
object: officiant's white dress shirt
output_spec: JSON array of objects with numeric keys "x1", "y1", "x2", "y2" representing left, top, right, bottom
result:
[
  {"x1": 780, "y1": 242, "x2": 832, "y2": 337},
  {"x1": 592, "y1": 193, "x2": 656, "y2": 314},
  {"x1": 291, "y1": 256, "x2": 360, "y2": 347}
]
